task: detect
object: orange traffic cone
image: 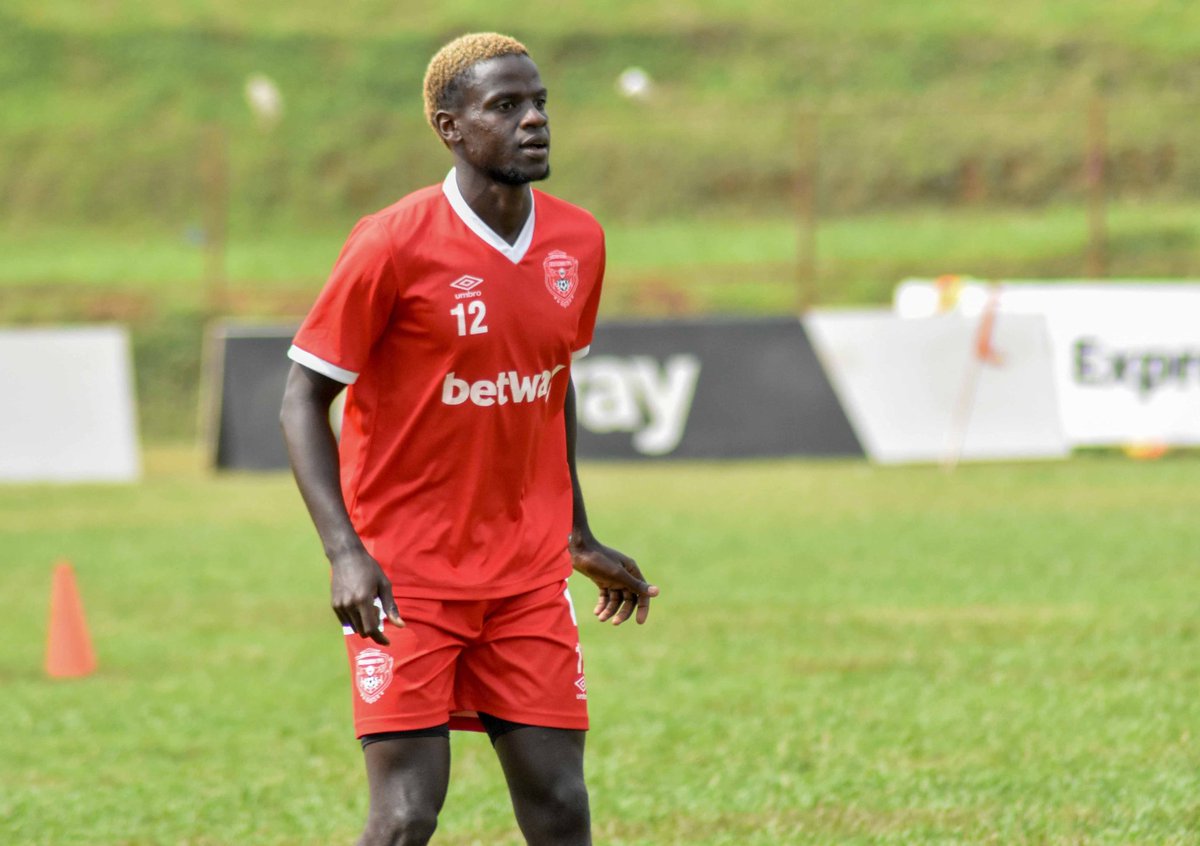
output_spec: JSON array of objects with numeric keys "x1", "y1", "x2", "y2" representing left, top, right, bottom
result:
[{"x1": 45, "y1": 561, "x2": 97, "y2": 678}]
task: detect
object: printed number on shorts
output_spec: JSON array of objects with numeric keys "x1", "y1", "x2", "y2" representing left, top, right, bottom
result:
[{"x1": 451, "y1": 302, "x2": 488, "y2": 336}]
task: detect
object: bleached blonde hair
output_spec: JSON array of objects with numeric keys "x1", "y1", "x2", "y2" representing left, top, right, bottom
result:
[{"x1": 423, "y1": 32, "x2": 529, "y2": 129}]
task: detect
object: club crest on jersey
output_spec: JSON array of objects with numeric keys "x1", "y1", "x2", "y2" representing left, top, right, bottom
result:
[
  {"x1": 543, "y1": 250, "x2": 580, "y2": 307},
  {"x1": 355, "y1": 648, "x2": 394, "y2": 704}
]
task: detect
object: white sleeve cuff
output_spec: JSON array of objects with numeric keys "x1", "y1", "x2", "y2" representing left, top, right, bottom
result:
[
  {"x1": 288, "y1": 345, "x2": 359, "y2": 385},
  {"x1": 572, "y1": 345, "x2": 591, "y2": 361}
]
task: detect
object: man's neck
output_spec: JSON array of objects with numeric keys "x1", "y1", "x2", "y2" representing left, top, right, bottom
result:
[{"x1": 452, "y1": 166, "x2": 532, "y2": 246}]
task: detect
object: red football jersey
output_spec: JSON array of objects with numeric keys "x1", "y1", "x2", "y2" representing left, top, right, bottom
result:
[{"x1": 290, "y1": 170, "x2": 604, "y2": 599}]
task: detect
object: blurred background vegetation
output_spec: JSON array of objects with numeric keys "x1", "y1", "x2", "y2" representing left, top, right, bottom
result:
[{"x1": 4, "y1": 0, "x2": 1200, "y2": 438}]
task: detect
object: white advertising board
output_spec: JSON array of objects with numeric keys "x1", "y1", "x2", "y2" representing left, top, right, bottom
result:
[
  {"x1": 806, "y1": 310, "x2": 1067, "y2": 464},
  {"x1": 0, "y1": 326, "x2": 141, "y2": 481},
  {"x1": 896, "y1": 280, "x2": 1200, "y2": 445}
]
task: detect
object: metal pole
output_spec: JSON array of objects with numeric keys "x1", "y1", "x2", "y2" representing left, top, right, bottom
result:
[
  {"x1": 1085, "y1": 96, "x2": 1108, "y2": 278},
  {"x1": 797, "y1": 110, "x2": 821, "y2": 312},
  {"x1": 201, "y1": 123, "x2": 229, "y2": 313}
]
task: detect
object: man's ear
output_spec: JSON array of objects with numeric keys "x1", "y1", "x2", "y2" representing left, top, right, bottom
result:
[{"x1": 433, "y1": 110, "x2": 460, "y2": 146}]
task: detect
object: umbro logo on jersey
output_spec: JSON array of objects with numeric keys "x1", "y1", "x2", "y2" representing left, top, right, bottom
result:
[
  {"x1": 450, "y1": 275, "x2": 484, "y2": 300},
  {"x1": 442, "y1": 364, "x2": 566, "y2": 407},
  {"x1": 450, "y1": 275, "x2": 482, "y2": 291}
]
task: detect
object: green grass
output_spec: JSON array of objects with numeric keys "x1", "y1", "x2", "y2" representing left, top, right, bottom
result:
[
  {"x1": 7, "y1": 0, "x2": 1200, "y2": 53},
  {"x1": 2, "y1": 447, "x2": 1198, "y2": 844},
  {"x1": 6, "y1": 1, "x2": 1200, "y2": 231},
  {"x1": 4, "y1": 201, "x2": 1198, "y2": 318}
]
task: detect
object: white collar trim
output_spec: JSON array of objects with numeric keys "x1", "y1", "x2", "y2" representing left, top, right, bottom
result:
[{"x1": 442, "y1": 169, "x2": 535, "y2": 264}]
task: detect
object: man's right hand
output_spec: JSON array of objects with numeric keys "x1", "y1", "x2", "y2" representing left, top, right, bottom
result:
[
  {"x1": 330, "y1": 547, "x2": 405, "y2": 645},
  {"x1": 280, "y1": 364, "x2": 403, "y2": 645}
]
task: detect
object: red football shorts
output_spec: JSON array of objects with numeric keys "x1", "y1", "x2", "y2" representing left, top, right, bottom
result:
[{"x1": 343, "y1": 579, "x2": 589, "y2": 736}]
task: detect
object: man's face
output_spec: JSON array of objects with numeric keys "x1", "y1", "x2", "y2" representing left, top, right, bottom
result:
[{"x1": 448, "y1": 54, "x2": 550, "y2": 185}]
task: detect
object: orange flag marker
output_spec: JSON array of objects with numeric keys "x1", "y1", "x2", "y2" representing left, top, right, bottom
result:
[{"x1": 45, "y1": 561, "x2": 97, "y2": 678}]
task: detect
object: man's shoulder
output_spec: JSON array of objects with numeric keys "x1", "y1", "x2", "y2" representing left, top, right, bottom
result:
[
  {"x1": 367, "y1": 183, "x2": 446, "y2": 229},
  {"x1": 344, "y1": 184, "x2": 449, "y2": 260},
  {"x1": 533, "y1": 190, "x2": 604, "y2": 237}
]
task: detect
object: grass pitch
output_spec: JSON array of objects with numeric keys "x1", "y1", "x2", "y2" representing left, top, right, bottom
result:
[{"x1": 1, "y1": 448, "x2": 1197, "y2": 845}]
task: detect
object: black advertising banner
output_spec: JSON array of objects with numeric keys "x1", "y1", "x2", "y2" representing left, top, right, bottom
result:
[
  {"x1": 211, "y1": 325, "x2": 295, "y2": 470},
  {"x1": 210, "y1": 317, "x2": 863, "y2": 469},
  {"x1": 574, "y1": 317, "x2": 863, "y2": 459}
]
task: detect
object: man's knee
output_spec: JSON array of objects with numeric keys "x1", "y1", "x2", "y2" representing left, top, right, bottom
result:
[
  {"x1": 360, "y1": 806, "x2": 440, "y2": 846},
  {"x1": 527, "y1": 774, "x2": 591, "y2": 837},
  {"x1": 549, "y1": 774, "x2": 590, "y2": 813}
]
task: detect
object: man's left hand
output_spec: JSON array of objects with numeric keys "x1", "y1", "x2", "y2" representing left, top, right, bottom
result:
[{"x1": 569, "y1": 533, "x2": 659, "y2": 625}]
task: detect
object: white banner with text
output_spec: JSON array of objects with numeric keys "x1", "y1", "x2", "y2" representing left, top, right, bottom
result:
[{"x1": 896, "y1": 280, "x2": 1200, "y2": 445}]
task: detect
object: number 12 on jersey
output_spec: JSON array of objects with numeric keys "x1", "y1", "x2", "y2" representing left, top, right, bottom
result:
[{"x1": 450, "y1": 301, "x2": 488, "y2": 336}]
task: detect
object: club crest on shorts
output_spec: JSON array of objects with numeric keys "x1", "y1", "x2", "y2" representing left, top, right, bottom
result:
[
  {"x1": 355, "y1": 648, "x2": 394, "y2": 704},
  {"x1": 543, "y1": 250, "x2": 580, "y2": 307}
]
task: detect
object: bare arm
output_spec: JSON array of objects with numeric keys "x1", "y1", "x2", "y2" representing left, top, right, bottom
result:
[
  {"x1": 279, "y1": 362, "x2": 402, "y2": 644},
  {"x1": 564, "y1": 377, "x2": 659, "y2": 625}
]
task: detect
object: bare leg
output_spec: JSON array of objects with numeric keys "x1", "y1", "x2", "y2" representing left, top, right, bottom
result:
[
  {"x1": 492, "y1": 727, "x2": 591, "y2": 846},
  {"x1": 357, "y1": 736, "x2": 451, "y2": 846}
]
